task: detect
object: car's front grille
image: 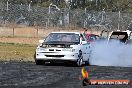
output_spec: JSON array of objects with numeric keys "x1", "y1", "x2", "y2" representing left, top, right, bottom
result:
[
  {"x1": 45, "y1": 55, "x2": 64, "y2": 57},
  {"x1": 56, "y1": 49, "x2": 61, "y2": 51},
  {"x1": 49, "y1": 49, "x2": 54, "y2": 51}
]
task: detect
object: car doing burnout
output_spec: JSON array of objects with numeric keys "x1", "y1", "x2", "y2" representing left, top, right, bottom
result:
[
  {"x1": 34, "y1": 32, "x2": 91, "y2": 66},
  {"x1": 108, "y1": 30, "x2": 132, "y2": 43}
]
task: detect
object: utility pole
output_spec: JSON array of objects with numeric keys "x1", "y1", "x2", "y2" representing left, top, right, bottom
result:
[
  {"x1": 96, "y1": 0, "x2": 98, "y2": 10},
  {"x1": 118, "y1": 11, "x2": 120, "y2": 30},
  {"x1": 84, "y1": 7, "x2": 87, "y2": 28},
  {"x1": 47, "y1": 4, "x2": 51, "y2": 26},
  {"x1": 96, "y1": 0, "x2": 98, "y2": 6},
  {"x1": 7, "y1": 0, "x2": 9, "y2": 11},
  {"x1": 28, "y1": 1, "x2": 32, "y2": 11},
  {"x1": 102, "y1": 8, "x2": 105, "y2": 22}
]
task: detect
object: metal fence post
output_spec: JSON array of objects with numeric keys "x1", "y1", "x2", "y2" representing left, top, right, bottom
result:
[{"x1": 13, "y1": 27, "x2": 14, "y2": 37}]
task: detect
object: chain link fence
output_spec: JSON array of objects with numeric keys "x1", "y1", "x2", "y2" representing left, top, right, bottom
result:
[{"x1": 0, "y1": 2, "x2": 132, "y2": 31}]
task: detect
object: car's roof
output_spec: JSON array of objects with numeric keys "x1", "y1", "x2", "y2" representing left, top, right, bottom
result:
[
  {"x1": 51, "y1": 32, "x2": 81, "y2": 34},
  {"x1": 111, "y1": 30, "x2": 131, "y2": 35}
]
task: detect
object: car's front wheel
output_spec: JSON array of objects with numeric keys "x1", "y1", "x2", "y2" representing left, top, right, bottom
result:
[
  {"x1": 35, "y1": 59, "x2": 44, "y2": 65},
  {"x1": 77, "y1": 50, "x2": 83, "y2": 66},
  {"x1": 34, "y1": 52, "x2": 44, "y2": 65}
]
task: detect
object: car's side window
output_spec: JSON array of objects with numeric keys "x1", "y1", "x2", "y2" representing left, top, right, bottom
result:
[{"x1": 130, "y1": 32, "x2": 132, "y2": 39}]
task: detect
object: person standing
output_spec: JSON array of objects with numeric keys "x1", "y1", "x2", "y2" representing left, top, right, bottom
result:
[{"x1": 83, "y1": 29, "x2": 91, "y2": 40}]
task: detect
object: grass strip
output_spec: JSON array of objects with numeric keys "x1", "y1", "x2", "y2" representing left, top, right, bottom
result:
[{"x1": 0, "y1": 42, "x2": 37, "y2": 62}]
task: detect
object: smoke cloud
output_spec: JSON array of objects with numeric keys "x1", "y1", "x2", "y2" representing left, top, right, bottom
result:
[{"x1": 89, "y1": 40, "x2": 132, "y2": 67}]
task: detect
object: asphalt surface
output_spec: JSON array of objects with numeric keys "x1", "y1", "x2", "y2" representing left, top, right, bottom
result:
[{"x1": 0, "y1": 62, "x2": 131, "y2": 88}]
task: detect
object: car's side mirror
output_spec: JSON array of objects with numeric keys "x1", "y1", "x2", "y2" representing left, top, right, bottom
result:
[
  {"x1": 82, "y1": 41, "x2": 87, "y2": 44},
  {"x1": 39, "y1": 39, "x2": 44, "y2": 43}
]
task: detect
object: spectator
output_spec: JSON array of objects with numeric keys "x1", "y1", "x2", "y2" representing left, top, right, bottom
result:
[{"x1": 83, "y1": 29, "x2": 91, "y2": 40}]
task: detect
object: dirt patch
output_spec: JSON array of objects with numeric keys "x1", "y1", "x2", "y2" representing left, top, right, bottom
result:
[
  {"x1": 0, "y1": 43, "x2": 36, "y2": 62},
  {"x1": 0, "y1": 62, "x2": 131, "y2": 88}
]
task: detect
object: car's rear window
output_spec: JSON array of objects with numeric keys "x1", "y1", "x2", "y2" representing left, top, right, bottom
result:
[
  {"x1": 110, "y1": 32, "x2": 128, "y2": 39},
  {"x1": 110, "y1": 32, "x2": 128, "y2": 43}
]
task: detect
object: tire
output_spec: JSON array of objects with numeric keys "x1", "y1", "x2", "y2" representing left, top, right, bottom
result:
[
  {"x1": 77, "y1": 50, "x2": 83, "y2": 66},
  {"x1": 77, "y1": 56, "x2": 83, "y2": 66},
  {"x1": 34, "y1": 52, "x2": 44, "y2": 65},
  {"x1": 35, "y1": 59, "x2": 44, "y2": 65},
  {"x1": 85, "y1": 59, "x2": 90, "y2": 66}
]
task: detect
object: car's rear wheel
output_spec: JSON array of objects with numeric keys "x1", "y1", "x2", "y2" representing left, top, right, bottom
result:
[
  {"x1": 85, "y1": 59, "x2": 90, "y2": 66},
  {"x1": 77, "y1": 57, "x2": 83, "y2": 66}
]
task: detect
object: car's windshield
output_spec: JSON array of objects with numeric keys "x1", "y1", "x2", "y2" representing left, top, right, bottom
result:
[{"x1": 45, "y1": 33, "x2": 80, "y2": 44}]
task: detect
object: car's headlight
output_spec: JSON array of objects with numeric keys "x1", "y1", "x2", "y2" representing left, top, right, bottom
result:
[
  {"x1": 36, "y1": 47, "x2": 40, "y2": 51},
  {"x1": 72, "y1": 49, "x2": 76, "y2": 52},
  {"x1": 36, "y1": 47, "x2": 46, "y2": 51},
  {"x1": 40, "y1": 44, "x2": 47, "y2": 48},
  {"x1": 62, "y1": 48, "x2": 72, "y2": 51},
  {"x1": 62, "y1": 48, "x2": 76, "y2": 52}
]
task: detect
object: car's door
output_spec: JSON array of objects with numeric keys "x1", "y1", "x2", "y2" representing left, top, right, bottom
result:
[{"x1": 80, "y1": 34, "x2": 91, "y2": 61}]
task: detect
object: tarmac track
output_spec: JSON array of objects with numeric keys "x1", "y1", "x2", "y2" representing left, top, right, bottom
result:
[{"x1": 0, "y1": 62, "x2": 131, "y2": 88}]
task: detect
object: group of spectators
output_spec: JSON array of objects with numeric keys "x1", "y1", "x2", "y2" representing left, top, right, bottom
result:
[{"x1": 82, "y1": 28, "x2": 99, "y2": 43}]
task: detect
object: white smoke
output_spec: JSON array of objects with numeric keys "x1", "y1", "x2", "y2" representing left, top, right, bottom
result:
[{"x1": 89, "y1": 40, "x2": 132, "y2": 67}]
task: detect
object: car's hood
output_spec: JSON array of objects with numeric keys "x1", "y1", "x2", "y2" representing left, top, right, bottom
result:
[
  {"x1": 40, "y1": 41, "x2": 79, "y2": 48},
  {"x1": 43, "y1": 41, "x2": 79, "y2": 45}
]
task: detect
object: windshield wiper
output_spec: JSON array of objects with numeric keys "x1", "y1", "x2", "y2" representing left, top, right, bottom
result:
[{"x1": 44, "y1": 41, "x2": 79, "y2": 45}]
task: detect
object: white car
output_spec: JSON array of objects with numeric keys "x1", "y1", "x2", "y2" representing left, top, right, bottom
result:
[
  {"x1": 108, "y1": 30, "x2": 132, "y2": 43},
  {"x1": 100, "y1": 30, "x2": 132, "y2": 43},
  {"x1": 34, "y1": 32, "x2": 91, "y2": 66}
]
